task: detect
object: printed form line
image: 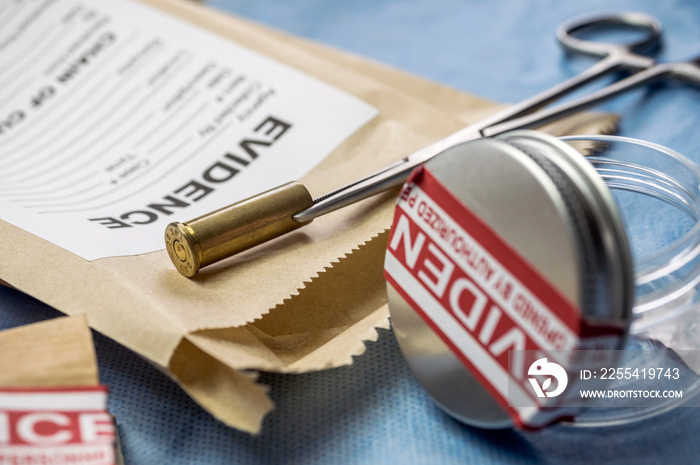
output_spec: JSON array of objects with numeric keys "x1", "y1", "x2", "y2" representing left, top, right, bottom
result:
[
  {"x1": 0, "y1": 171, "x2": 98, "y2": 198},
  {"x1": 19, "y1": 182, "x2": 103, "y2": 206},
  {"x1": 0, "y1": 1, "x2": 27, "y2": 33},
  {"x1": 2, "y1": 85, "x2": 144, "y2": 183},
  {"x1": 39, "y1": 120, "x2": 233, "y2": 213},
  {"x1": 132, "y1": 53, "x2": 195, "y2": 149},
  {"x1": 2, "y1": 41, "x2": 186, "y2": 186},
  {"x1": 146, "y1": 91, "x2": 204, "y2": 153},
  {"x1": 0, "y1": 28, "x2": 53, "y2": 87},
  {"x1": 0, "y1": 21, "x2": 74, "y2": 96},
  {"x1": 39, "y1": 135, "x2": 197, "y2": 213},
  {"x1": 3, "y1": 54, "x2": 199, "y2": 199},
  {"x1": 0, "y1": 30, "x2": 141, "y2": 150},
  {"x1": 0, "y1": 0, "x2": 59, "y2": 75},
  {"x1": 118, "y1": 39, "x2": 165, "y2": 78},
  {"x1": 0, "y1": 32, "x2": 142, "y2": 161},
  {"x1": 2, "y1": 44, "x2": 189, "y2": 168},
  {"x1": 13, "y1": 110, "x2": 155, "y2": 204}
]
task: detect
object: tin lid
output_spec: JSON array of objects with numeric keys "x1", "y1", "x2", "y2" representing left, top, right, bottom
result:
[{"x1": 385, "y1": 131, "x2": 634, "y2": 428}]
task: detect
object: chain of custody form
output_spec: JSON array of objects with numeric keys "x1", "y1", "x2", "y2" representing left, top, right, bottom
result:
[{"x1": 0, "y1": 0, "x2": 377, "y2": 260}]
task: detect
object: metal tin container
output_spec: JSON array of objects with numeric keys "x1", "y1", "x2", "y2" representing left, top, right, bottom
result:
[{"x1": 386, "y1": 131, "x2": 700, "y2": 428}]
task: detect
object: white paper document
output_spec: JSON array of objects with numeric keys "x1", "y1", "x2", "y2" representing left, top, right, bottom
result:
[{"x1": 0, "y1": 0, "x2": 377, "y2": 260}]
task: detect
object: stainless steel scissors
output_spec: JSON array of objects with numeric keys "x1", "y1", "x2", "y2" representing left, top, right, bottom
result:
[
  {"x1": 166, "y1": 11, "x2": 700, "y2": 277},
  {"x1": 294, "y1": 11, "x2": 700, "y2": 222}
]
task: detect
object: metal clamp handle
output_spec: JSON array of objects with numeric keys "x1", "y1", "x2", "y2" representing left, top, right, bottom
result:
[{"x1": 557, "y1": 11, "x2": 662, "y2": 59}]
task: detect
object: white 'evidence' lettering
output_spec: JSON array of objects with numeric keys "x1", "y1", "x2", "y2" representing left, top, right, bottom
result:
[{"x1": 389, "y1": 213, "x2": 526, "y2": 379}]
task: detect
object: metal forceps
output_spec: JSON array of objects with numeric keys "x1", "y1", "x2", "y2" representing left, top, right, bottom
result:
[{"x1": 165, "y1": 11, "x2": 700, "y2": 277}]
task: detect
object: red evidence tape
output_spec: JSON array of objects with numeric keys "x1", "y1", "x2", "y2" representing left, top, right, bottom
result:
[
  {"x1": 384, "y1": 166, "x2": 623, "y2": 428},
  {"x1": 0, "y1": 386, "x2": 117, "y2": 465}
]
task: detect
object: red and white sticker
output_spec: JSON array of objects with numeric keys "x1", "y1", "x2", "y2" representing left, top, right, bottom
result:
[
  {"x1": 384, "y1": 167, "x2": 622, "y2": 429},
  {"x1": 0, "y1": 386, "x2": 116, "y2": 465}
]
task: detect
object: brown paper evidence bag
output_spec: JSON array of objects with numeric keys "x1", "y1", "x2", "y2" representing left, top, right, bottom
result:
[{"x1": 0, "y1": 0, "x2": 617, "y2": 433}]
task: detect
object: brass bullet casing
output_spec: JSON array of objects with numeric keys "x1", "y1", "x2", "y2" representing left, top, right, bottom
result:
[{"x1": 165, "y1": 182, "x2": 314, "y2": 277}]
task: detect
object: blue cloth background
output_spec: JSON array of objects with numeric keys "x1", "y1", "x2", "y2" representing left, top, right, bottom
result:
[{"x1": 3, "y1": 0, "x2": 700, "y2": 463}]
